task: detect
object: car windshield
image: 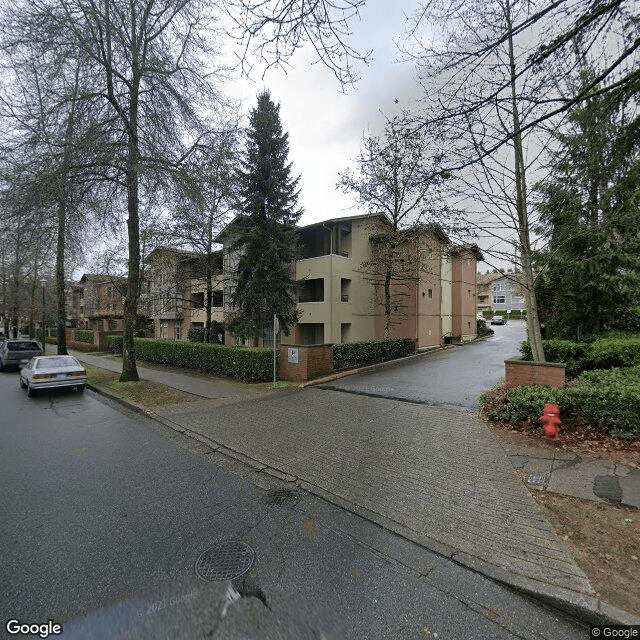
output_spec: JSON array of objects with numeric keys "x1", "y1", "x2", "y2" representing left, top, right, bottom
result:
[
  {"x1": 35, "y1": 356, "x2": 79, "y2": 369},
  {"x1": 7, "y1": 341, "x2": 40, "y2": 350}
]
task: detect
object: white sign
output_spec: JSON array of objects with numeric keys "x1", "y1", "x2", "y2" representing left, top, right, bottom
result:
[{"x1": 288, "y1": 348, "x2": 299, "y2": 364}]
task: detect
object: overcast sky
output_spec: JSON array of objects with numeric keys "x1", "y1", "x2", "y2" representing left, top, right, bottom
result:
[{"x1": 227, "y1": 0, "x2": 424, "y2": 227}]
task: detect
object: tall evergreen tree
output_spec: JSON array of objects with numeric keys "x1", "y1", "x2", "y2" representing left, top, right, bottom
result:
[
  {"x1": 535, "y1": 79, "x2": 640, "y2": 338},
  {"x1": 230, "y1": 91, "x2": 302, "y2": 340}
]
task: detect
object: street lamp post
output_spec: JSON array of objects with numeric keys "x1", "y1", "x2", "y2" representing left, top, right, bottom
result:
[{"x1": 40, "y1": 279, "x2": 46, "y2": 355}]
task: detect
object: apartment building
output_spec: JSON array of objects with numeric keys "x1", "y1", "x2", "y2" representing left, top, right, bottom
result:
[
  {"x1": 76, "y1": 273, "x2": 127, "y2": 332},
  {"x1": 65, "y1": 282, "x2": 86, "y2": 328},
  {"x1": 144, "y1": 247, "x2": 224, "y2": 341},
  {"x1": 477, "y1": 272, "x2": 526, "y2": 315},
  {"x1": 217, "y1": 213, "x2": 482, "y2": 348}
]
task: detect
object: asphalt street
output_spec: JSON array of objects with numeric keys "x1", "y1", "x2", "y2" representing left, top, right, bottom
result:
[
  {"x1": 0, "y1": 361, "x2": 590, "y2": 639},
  {"x1": 321, "y1": 320, "x2": 526, "y2": 409}
]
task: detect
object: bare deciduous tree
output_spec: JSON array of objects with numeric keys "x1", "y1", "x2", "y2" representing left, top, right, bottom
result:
[{"x1": 338, "y1": 114, "x2": 455, "y2": 337}]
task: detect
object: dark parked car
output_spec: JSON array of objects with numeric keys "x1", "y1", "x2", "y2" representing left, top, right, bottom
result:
[
  {"x1": 490, "y1": 315, "x2": 507, "y2": 325},
  {"x1": 0, "y1": 339, "x2": 43, "y2": 370}
]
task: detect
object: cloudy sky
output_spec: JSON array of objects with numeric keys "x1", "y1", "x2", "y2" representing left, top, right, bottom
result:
[{"x1": 227, "y1": 0, "x2": 425, "y2": 227}]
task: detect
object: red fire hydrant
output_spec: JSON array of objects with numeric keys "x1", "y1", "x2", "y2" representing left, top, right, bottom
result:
[{"x1": 541, "y1": 403, "x2": 561, "y2": 436}]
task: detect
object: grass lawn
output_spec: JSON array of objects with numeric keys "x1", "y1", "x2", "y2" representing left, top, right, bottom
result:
[{"x1": 84, "y1": 364, "x2": 198, "y2": 408}]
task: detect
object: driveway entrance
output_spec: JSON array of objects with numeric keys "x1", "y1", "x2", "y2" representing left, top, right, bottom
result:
[{"x1": 321, "y1": 321, "x2": 526, "y2": 410}]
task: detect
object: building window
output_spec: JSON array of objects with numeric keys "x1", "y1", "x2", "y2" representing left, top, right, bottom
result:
[
  {"x1": 493, "y1": 295, "x2": 506, "y2": 304},
  {"x1": 175, "y1": 322, "x2": 182, "y2": 340},
  {"x1": 298, "y1": 278, "x2": 324, "y2": 303},
  {"x1": 427, "y1": 288, "x2": 433, "y2": 299},
  {"x1": 192, "y1": 292, "x2": 205, "y2": 308},
  {"x1": 299, "y1": 323, "x2": 324, "y2": 345},
  {"x1": 160, "y1": 321, "x2": 168, "y2": 339},
  {"x1": 211, "y1": 290, "x2": 223, "y2": 307},
  {"x1": 340, "y1": 278, "x2": 351, "y2": 302}
]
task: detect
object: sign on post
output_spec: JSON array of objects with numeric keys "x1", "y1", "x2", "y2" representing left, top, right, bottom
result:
[{"x1": 273, "y1": 315, "x2": 280, "y2": 387}]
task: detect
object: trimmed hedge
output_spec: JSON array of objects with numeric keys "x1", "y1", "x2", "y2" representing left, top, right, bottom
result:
[
  {"x1": 333, "y1": 337, "x2": 416, "y2": 370},
  {"x1": 106, "y1": 335, "x2": 123, "y2": 353},
  {"x1": 520, "y1": 332, "x2": 640, "y2": 378},
  {"x1": 483, "y1": 376, "x2": 640, "y2": 438},
  {"x1": 188, "y1": 326, "x2": 206, "y2": 342},
  {"x1": 188, "y1": 322, "x2": 225, "y2": 344},
  {"x1": 104, "y1": 336, "x2": 272, "y2": 382},
  {"x1": 74, "y1": 330, "x2": 94, "y2": 344}
]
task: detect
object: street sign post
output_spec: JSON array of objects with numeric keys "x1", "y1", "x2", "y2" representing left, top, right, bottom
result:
[{"x1": 273, "y1": 315, "x2": 280, "y2": 387}]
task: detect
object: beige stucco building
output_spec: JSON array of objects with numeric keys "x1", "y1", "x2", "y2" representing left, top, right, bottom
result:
[
  {"x1": 144, "y1": 247, "x2": 224, "y2": 341},
  {"x1": 217, "y1": 213, "x2": 482, "y2": 348}
]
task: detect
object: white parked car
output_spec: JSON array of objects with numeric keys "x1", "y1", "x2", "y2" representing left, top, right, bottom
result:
[{"x1": 19, "y1": 355, "x2": 87, "y2": 397}]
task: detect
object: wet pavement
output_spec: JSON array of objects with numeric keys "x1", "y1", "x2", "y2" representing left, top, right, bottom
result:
[
  {"x1": 62, "y1": 341, "x2": 640, "y2": 624},
  {"x1": 320, "y1": 321, "x2": 526, "y2": 409}
]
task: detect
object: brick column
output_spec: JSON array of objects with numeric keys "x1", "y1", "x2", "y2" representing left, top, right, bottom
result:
[
  {"x1": 279, "y1": 344, "x2": 334, "y2": 382},
  {"x1": 505, "y1": 357, "x2": 566, "y2": 389}
]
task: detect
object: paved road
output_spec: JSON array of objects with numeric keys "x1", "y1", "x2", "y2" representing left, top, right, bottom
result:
[
  {"x1": 322, "y1": 321, "x2": 527, "y2": 409},
  {"x1": 0, "y1": 367, "x2": 587, "y2": 639}
]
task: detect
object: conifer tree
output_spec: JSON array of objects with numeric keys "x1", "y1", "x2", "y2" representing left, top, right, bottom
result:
[
  {"x1": 230, "y1": 91, "x2": 302, "y2": 340},
  {"x1": 534, "y1": 80, "x2": 640, "y2": 338}
]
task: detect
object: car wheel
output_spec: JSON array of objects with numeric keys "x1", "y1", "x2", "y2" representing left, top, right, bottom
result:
[
  {"x1": 19, "y1": 376, "x2": 26, "y2": 389},
  {"x1": 77, "y1": 385, "x2": 85, "y2": 393},
  {"x1": 26, "y1": 382, "x2": 35, "y2": 397}
]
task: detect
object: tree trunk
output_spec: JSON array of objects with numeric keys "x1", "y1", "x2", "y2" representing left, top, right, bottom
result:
[
  {"x1": 120, "y1": 78, "x2": 141, "y2": 382},
  {"x1": 56, "y1": 198, "x2": 68, "y2": 355},
  {"x1": 506, "y1": 0, "x2": 545, "y2": 362},
  {"x1": 55, "y1": 66, "x2": 81, "y2": 356},
  {"x1": 384, "y1": 265, "x2": 392, "y2": 339}
]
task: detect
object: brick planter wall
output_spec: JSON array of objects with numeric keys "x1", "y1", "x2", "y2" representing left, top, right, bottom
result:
[
  {"x1": 505, "y1": 357, "x2": 566, "y2": 389},
  {"x1": 279, "y1": 344, "x2": 334, "y2": 383}
]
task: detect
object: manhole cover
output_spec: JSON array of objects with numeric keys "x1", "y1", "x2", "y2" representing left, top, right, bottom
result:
[
  {"x1": 195, "y1": 541, "x2": 255, "y2": 582},
  {"x1": 265, "y1": 488, "x2": 299, "y2": 507}
]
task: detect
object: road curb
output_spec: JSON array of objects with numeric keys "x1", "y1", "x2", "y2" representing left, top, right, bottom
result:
[{"x1": 86, "y1": 383, "x2": 640, "y2": 626}]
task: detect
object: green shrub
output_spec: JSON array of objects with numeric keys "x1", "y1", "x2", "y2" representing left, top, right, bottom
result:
[
  {"x1": 106, "y1": 335, "x2": 124, "y2": 354},
  {"x1": 132, "y1": 338, "x2": 272, "y2": 382},
  {"x1": 519, "y1": 333, "x2": 640, "y2": 378},
  {"x1": 189, "y1": 326, "x2": 206, "y2": 343},
  {"x1": 333, "y1": 338, "x2": 416, "y2": 370},
  {"x1": 483, "y1": 378, "x2": 640, "y2": 438},
  {"x1": 582, "y1": 365, "x2": 640, "y2": 385},
  {"x1": 74, "y1": 330, "x2": 94, "y2": 344},
  {"x1": 188, "y1": 322, "x2": 225, "y2": 344},
  {"x1": 477, "y1": 318, "x2": 494, "y2": 337},
  {"x1": 587, "y1": 332, "x2": 640, "y2": 369},
  {"x1": 106, "y1": 336, "x2": 271, "y2": 381}
]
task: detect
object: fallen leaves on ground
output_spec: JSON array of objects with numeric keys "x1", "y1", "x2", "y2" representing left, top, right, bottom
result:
[{"x1": 530, "y1": 491, "x2": 640, "y2": 616}]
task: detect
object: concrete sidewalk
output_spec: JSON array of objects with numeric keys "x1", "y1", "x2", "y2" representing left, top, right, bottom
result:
[{"x1": 73, "y1": 350, "x2": 639, "y2": 625}]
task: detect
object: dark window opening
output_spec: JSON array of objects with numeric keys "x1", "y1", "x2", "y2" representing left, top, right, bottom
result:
[
  {"x1": 192, "y1": 292, "x2": 205, "y2": 308},
  {"x1": 298, "y1": 278, "x2": 324, "y2": 303}
]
